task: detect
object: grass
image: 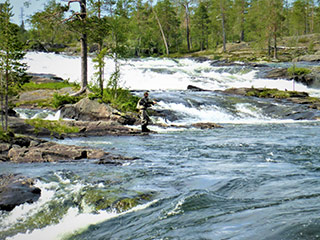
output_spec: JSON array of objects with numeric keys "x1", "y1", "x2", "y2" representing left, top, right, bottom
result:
[
  {"x1": 25, "y1": 119, "x2": 79, "y2": 137},
  {"x1": 89, "y1": 87, "x2": 140, "y2": 113},
  {"x1": 21, "y1": 81, "x2": 79, "y2": 91},
  {"x1": 287, "y1": 66, "x2": 312, "y2": 76},
  {"x1": 246, "y1": 88, "x2": 306, "y2": 99}
]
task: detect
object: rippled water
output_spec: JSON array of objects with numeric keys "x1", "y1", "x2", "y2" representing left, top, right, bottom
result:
[
  {"x1": 2, "y1": 122, "x2": 320, "y2": 239},
  {"x1": 2, "y1": 54, "x2": 320, "y2": 239}
]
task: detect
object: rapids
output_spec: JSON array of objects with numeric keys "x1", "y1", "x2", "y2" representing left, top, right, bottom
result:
[{"x1": 1, "y1": 52, "x2": 320, "y2": 239}]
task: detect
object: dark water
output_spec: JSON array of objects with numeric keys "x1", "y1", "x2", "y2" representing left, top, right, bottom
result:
[{"x1": 2, "y1": 122, "x2": 320, "y2": 240}]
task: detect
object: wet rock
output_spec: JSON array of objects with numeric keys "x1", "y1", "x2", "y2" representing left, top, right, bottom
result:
[
  {"x1": 265, "y1": 68, "x2": 289, "y2": 79},
  {"x1": 0, "y1": 174, "x2": 41, "y2": 211},
  {"x1": 96, "y1": 154, "x2": 139, "y2": 165},
  {"x1": 191, "y1": 122, "x2": 222, "y2": 129},
  {"x1": 187, "y1": 85, "x2": 209, "y2": 91}
]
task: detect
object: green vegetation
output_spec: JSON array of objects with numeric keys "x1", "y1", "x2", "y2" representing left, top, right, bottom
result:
[
  {"x1": 246, "y1": 88, "x2": 302, "y2": 99},
  {"x1": 15, "y1": 99, "x2": 54, "y2": 108},
  {"x1": 21, "y1": 81, "x2": 78, "y2": 91},
  {"x1": 25, "y1": 119, "x2": 79, "y2": 136},
  {"x1": 0, "y1": 0, "x2": 27, "y2": 132},
  {"x1": 2, "y1": 0, "x2": 318, "y2": 60},
  {"x1": 89, "y1": 88, "x2": 140, "y2": 113},
  {"x1": 52, "y1": 93, "x2": 83, "y2": 108},
  {"x1": 287, "y1": 66, "x2": 312, "y2": 76},
  {"x1": 0, "y1": 128, "x2": 12, "y2": 142}
]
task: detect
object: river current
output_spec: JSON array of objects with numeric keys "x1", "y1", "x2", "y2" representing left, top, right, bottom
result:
[{"x1": 1, "y1": 53, "x2": 320, "y2": 240}]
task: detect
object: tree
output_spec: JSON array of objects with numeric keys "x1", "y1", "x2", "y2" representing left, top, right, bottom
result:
[
  {"x1": 29, "y1": 0, "x2": 71, "y2": 49},
  {"x1": 65, "y1": 0, "x2": 88, "y2": 95},
  {"x1": 193, "y1": 1, "x2": 210, "y2": 51},
  {"x1": 154, "y1": 0, "x2": 181, "y2": 54},
  {"x1": 178, "y1": 0, "x2": 193, "y2": 51},
  {"x1": 0, "y1": 1, "x2": 27, "y2": 132},
  {"x1": 150, "y1": 0, "x2": 170, "y2": 55}
]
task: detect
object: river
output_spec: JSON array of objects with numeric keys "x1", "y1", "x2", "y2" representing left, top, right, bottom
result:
[{"x1": 1, "y1": 52, "x2": 320, "y2": 240}]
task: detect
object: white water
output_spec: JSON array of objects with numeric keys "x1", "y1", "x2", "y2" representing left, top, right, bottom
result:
[
  {"x1": 21, "y1": 52, "x2": 320, "y2": 125},
  {"x1": 24, "y1": 52, "x2": 320, "y2": 95},
  {"x1": 2, "y1": 176, "x2": 158, "y2": 240}
]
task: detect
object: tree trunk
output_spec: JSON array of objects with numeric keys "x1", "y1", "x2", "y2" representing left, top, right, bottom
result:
[
  {"x1": 150, "y1": 3, "x2": 169, "y2": 55},
  {"x1": 0, "y1": 73, "x2": 4, "y2": 130},
  {"x1": 220, "y1": 0, "x2": 226, "y2": 52},
  {"x1": 70, "y1": 0, "x2": 88, "y2": 96},
  {"x1": 273, "y1": 30, "x2": 278, "y2": 60},
  {"x1": 4, "y1": 69, "x2": 9, "y2": 132},
  {"x1": 240, "y1": 0, "x2": 245, "y2": 42},
  {"x1": 184, "y1": 4, "x2": 191, "y2": 52},
  {"x1": 80, "y1": 0, "x2": 88, "y2": 91}
]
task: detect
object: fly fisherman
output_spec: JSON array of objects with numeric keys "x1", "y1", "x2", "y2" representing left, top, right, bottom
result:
[{"x1": 137, "y1": 91, "x2": 157, "y2": 132}]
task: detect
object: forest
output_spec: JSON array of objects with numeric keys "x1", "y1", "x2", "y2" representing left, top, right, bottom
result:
[{"x1": 8, "y1": 0, "x2": 320, "y2": 58}]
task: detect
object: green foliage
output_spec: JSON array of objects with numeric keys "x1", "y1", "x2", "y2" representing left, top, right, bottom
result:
[
  {"x1": 15, "y1": 99, "x2": 54, "y2": 108},
  {"x1": 246, "y1": 88, "x2": 306, "y2": 99},
  {"x1": 21, "y1": 81, "x2": 78, "y2": 91},
  {"x1": 25, "y1": 119, "x2": 79, "y2": 136},
  {"x1": 0, "y1": 128, "x2": 12, "y2": 142},
  {"x1": 0, "y1": 0, "x2": 27, "y2": 131},
  {"x1": 52, "y1": 93, "x2": 83, "y2": 108},
  {"x1": 287, "y1": 66, "x2": 312, "y2": 76},
  {"x1": 89, "y1": 88, "x2": 139, "y2": 113}
]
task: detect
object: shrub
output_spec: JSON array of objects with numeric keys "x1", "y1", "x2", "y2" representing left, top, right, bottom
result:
[
  {"x1": 52, "y1": 93, "x2": 82, "y2": 108},
  {"x1": 90, "y1": 88, "x2": 140, "y2": 113},
  {"x1": 288, "y1": 66, "x2": 312, "y2": 76}
]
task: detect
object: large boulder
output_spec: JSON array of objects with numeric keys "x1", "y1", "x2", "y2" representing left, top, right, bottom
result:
[
  {"x1": 0, "y1": 174, "x2": 41, "y2": 211},
  {"x1": 60, "y1": 98, "x2": 136, "y2": 125}
]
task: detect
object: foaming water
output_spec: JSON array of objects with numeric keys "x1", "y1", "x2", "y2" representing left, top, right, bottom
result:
[
  {"x1": 24, "y1": 52, "x2": 320, "y2": 96},
  {"x1": 8, "y1": 200, "x2": 158, "y2": 240}
]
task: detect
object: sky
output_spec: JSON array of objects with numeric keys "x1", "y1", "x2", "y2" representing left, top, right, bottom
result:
[{"x1": 0, "y1": 0, "x2": 79, "y2": 28}]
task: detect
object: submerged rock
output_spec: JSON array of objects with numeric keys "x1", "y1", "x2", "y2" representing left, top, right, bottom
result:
[
  {"x1": 0, "y1": 174, "x2": 41, "y2": 211},
  {"x1": 191, "y1": 122, "x2": 223, "y2": 129}
]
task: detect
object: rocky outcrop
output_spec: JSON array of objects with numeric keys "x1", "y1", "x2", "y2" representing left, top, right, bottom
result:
[
  {"x1": 293, "y1": 54, "x2": 320, "y2": 62},
  {"x1": 0, "y1": 174, "x2": 41, "y2": 211},
  {"x1": 265, "y1": 67, "x2": 320, "y2": 88},
  {"x1": 60, "y1": 98, "x2": 136, "y2": 125},
  {"x1": 0, "y1": 134, "x2": 138, "y2": 164},
  {"x1": 223, "y1": 87, "x2": 320, "y2": 111},
  {"x1": 7, "y1": 116, "x2": 142, "y2": 139}
]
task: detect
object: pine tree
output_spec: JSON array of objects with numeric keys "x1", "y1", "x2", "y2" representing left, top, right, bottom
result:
[{"x1": 0, "y1": 1, "x2": 27, "y2": 132}]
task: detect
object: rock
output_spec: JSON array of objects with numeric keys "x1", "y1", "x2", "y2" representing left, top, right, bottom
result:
[
  {"x1": 1, "y1": 133, "x2": 138, "y2": 163},
  {"x1": 0, "y1": 174, "x2": 41, "y2": 211},
  {"x1": 223, "y1": 87, "x2": 250, "y2": 96},
  {"x1": 7, "y1": 141, "x2": 106, "y2": 163},
  {"x1": 191, "y1": 122, "x2": 222, "y2": 129},
  {"x1": 187, "y1": 85, "x2": 209, "y2": 91},
  {"x1": 96, "y1": 154, "x2": 139, "y2": 165},
  {"x1": 294, "y1": 54, "x2": 320, "y2": 62},
  {"x1": 265, "y1": 68, "x2": 289, "y2": 79},
  {"x1": 60, "y1": 98, "x2": 137, "y2": 125}
]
